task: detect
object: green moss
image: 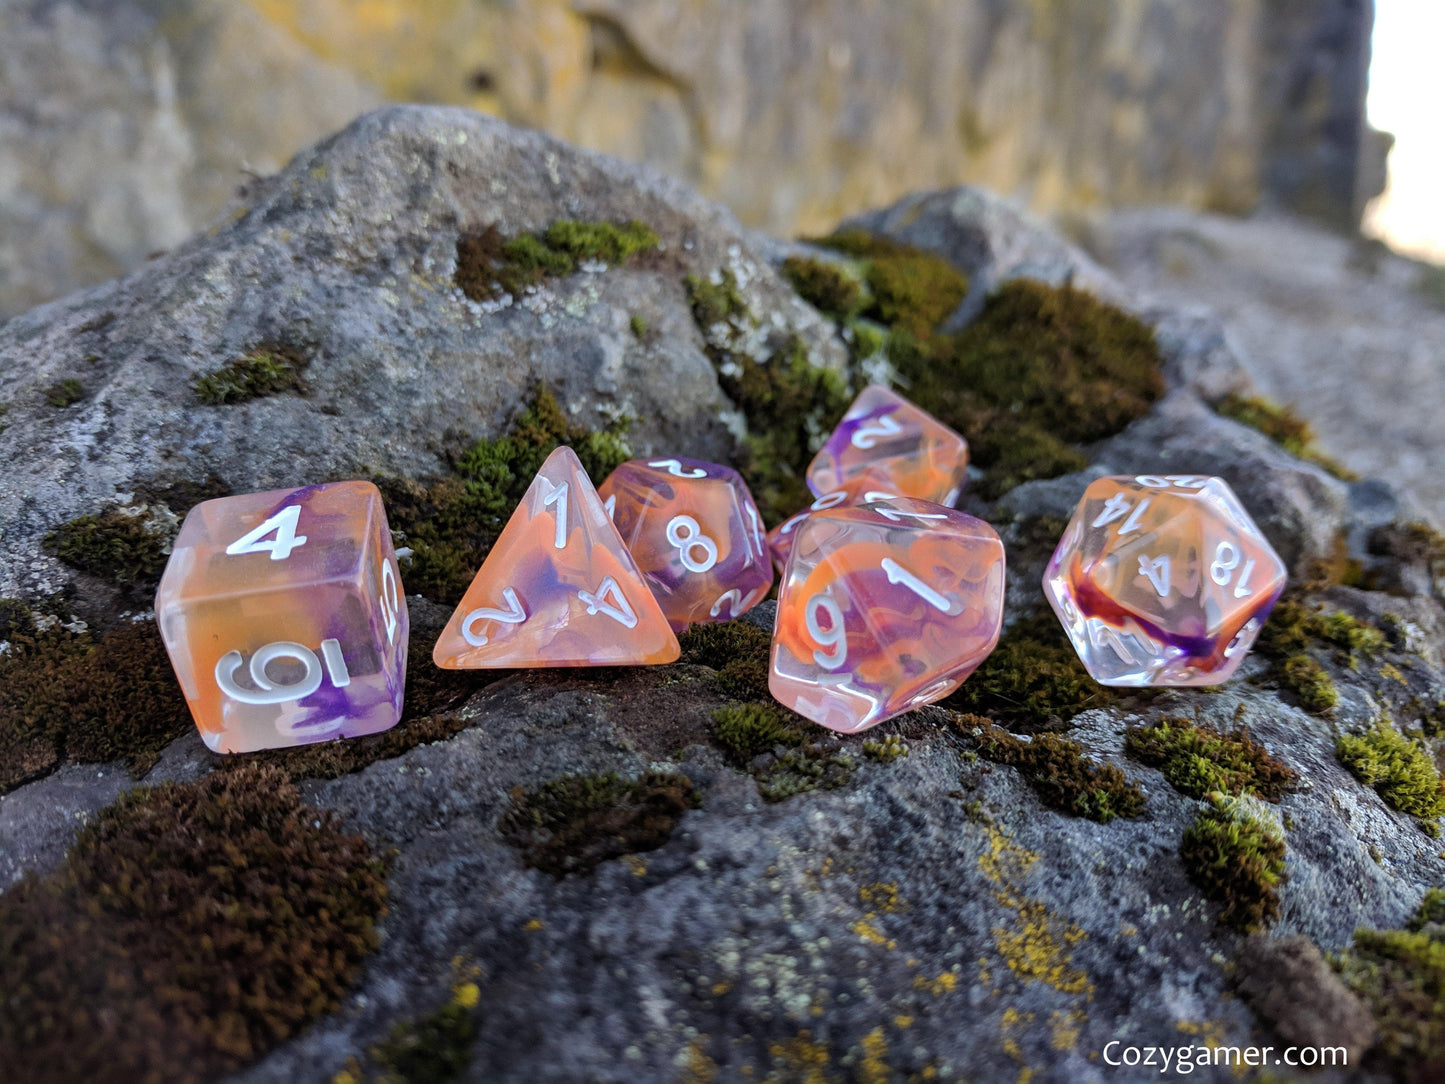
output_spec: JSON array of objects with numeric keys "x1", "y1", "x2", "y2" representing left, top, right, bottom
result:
[
  {"x1": 360, "y1": 961, "x2": 482, "y2": 1084},
  {"x1": 1214, "y1": 393, "x2": 1358, "y2": 480},
  {"x1": 1336, "y1": 720, "x2": 1445, "y2": 819},
  {"x1": 684, "y1": 268, "x2": 750, "y2": 330},
  {"x1": 941, "y1": 613, "x2": 1113, "y2": 731},
  {"x1": 0, "y1": 616, "x2": 191, "y2": 794},
  {"x1": 498, "y1": 770, "x2": 700, "y2": 878},
  {"x1": 1281, "y1": 655, "x2": 1339, "y2": 713},
  {"x1": 890, "y1": 279, "x2": 1164, "y2": 500},
  {"x1": 192, "y1": 346, "x2": 306, "y2": 405},
  {"x1": 0, "y1": 765, "x2": 388, "y2": 1080},
  {"x1": 1180, "y1": 796, "x2": 1287, "y2": 932},
  {"x1": 964, "y1": 717, "x2": 1145, "y2": 823},
  {"x1": 377, "y1": 387, "x2": 631, "y2": 604},
  {"x1": 710, "y1": 702, "x2": 856, "y2": 802},
  {"x1": 1124, "y1": 717, "x2": 1297, "y2": 801},
  {"x1": 1258, "y1": 596, "x2": 1386, "y2": 669},
  {"x1": 1334, "y1": 889, "x2": 1445, "y2": 1074},
  {"x1": 677, "y1": 619, "x2": 772, "y2": 700},
  {"x1": 712, "y1": 701, "x2": 807, "y2": 762},
  {"x1": 781, "y1": 255, "x2": 867, "y2": 320},
  {"x1": 814, "y1": 229, "x2": 970, "y2": 336},
  {"x1": 44, "y1": 508, "x2": 173, "y2": 586},
  {"x1": 45, "y1": 378, "x2": 84, "y2": 408},
  {"x1": 629, "y1": 313, "x2": 648, "y2": 339},
  {"x1": 457, "y1": 220, "x2": 659, "y2": 302},
  {"x1": 862, "y1": 734, "x2": 908, "y2": 763}
]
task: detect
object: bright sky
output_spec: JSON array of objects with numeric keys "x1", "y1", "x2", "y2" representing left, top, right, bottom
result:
[{"x1": 1361, "y1": 0, "x2": 1445, "y2": 262}]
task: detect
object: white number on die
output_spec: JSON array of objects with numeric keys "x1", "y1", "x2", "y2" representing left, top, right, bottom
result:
[
  {"x1": 850, "y1": 412, "x2": 903, "y2": 449},
  {"x1": 225, "y1": 505, "x2": 308, "y2": 561},
  {"x1": 1138, "y1": 554, "x2": 1172, "y2": 597},
  {"x1": 1092, "y1": 493, "x2": 1151, "y2": 535},
  {"x1": 648, "y1": 458, "x2": 708, "y2": 478},
  {"x1": 710, "y1": 586, "x2": 764, "y2": 619},
  {"x1": 378, "y1": 559, "x2": 402, "y2": 644},
  {"x1": 805, "y1": 593, "x2": 848, "y2": 670},
  {"x1": 881, "y1": 558, "x2": 955, "y2": 613},
  {"x1": 1209, "y1": 540, "x2": 1255, "y2": 597},
  {"x1": 665, "y1": 514, "x2": 719, "y2": 573},
  {"x1": 578, "y1": 576, "x2": 638, "y2": 628},
  {"x1": 215, "y1": 638, "x2": 350, "y2": 705},
  {"x1": 542, "y1": 480, "x2": 569, "y2": 549},
  {"x1": 461, "y1": 586, "x2": 527, "y2": 647}
]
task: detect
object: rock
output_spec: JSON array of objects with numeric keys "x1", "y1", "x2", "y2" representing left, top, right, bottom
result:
[
  {"x1": 1234, "y1": 934, "x2": 1376, "y2": 1060},
  {"x1": 0, "y1": 104, "x2": 843, "y2": 605},
  {"x1": 2, "y1": 108, "x2": 1444, "y2": 1082},
  {"x1": 1, "y1": 0, "x2": 1383, "y2": 317}
]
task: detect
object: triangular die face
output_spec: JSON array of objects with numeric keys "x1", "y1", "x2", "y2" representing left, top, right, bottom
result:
[{"x1": 434, "y1": 446, "x2": 679, "y2": 668}]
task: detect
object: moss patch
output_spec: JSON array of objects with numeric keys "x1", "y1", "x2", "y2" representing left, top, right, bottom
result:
[
  {"x1": 710, "y1": 702, "x2": 858, "y2": 803},
  {"x1": 1281, "y1": 655, "x2": 1339, "y2": 713},
  {"x1": 862, "y1": 734, "x2": 908, "y2": 763},
  {"x1": 345, "y1": 960, "x2": 482, "y2": 1084},
  {"x1": 1256, "y1": 595, "x2": 1388, "y2": 711},
  {"x1": 677, "y1": 619, "x2": 772, "y2": 701},
  {"x1": 44, "y1": 378, "x2": 84, "y2": 408},
  {"x1": 498, "y1": 770, "x2": 700, "y2": 878},
  {"x1": 1336, "y1": 720, "x2": 1445, "y2": 819},
  {"x1": 962, "y1": 717, "x2": 1145, "y2": 823},
  {"x1": 1180, "y1": 796, "x2": 1287, "y2": 933},
  {"x1": 0, "y1": 765, "x2": 388, "y2": 1081},
  {"x1": 0, "y1": 614, "x2": 191, "y2": 794},
  {"x1": 1335, "y1": 888, "x2": 1445, "y2": 1075},
  {"x1": 814, "y1": 229, "x2": 970, "y2": 337},
  {"x1": 44, "y1": 507, "x2": 174, "y2": 587},
  {"x1": 455, "y1": 220, "x2": 658, "y2": 302},
  {"x1": 192, "y1": 345, "x2": 307, "y2": 405},
  {"x1": 780, "y1": 255, "x2": 866, "y2": 320},
  {"x1": 1124, "y1": 717, "x2": 1296, "y2": 801},
  {"x1": 1214, "y1": 393, "x2": 1357, "y2": 480},
  {"x1": 377, "y1": 387, "x2": 631, "y2": 605},
  {"x1": 941, "y1": 614, "x2": 1113, "y2": 731}
]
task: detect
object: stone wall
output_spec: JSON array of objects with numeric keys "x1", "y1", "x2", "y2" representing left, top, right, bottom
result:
[{"x1": 0, "y1": 0, "x2": 1381, "y2": 317}]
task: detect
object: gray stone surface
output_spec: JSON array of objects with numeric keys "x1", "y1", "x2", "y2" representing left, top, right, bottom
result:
[
  {"x1": 0, "y1": 108, "x2": 1441, "y2": 1082},
  {"x1": 1084, "y1": 206, "x2": 1445, "y2": 525}
]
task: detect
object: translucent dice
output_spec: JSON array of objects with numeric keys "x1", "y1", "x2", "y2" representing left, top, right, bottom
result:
[
  {"x1": 597, "y1": 456, "x2": 773, "y2": 631},
  {"x1": 771, "y1": 498, "x2": 1005, "y2": 732},
  {"x1": 806, "y1": 384, "x2": 969, "y2": 505},
  {"x1": 155, "y1": 481, "x2": 408, "y2": 754},
  {"x1": 1043, "y1": 474, "x2": 1286, "y2": 686}
]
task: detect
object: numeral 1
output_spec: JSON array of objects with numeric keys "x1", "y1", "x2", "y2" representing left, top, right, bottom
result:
[
  {"x1": 850, "y1": 412, "x2": 903, "y2": 449},
  {"x1": 578, "y1": 576, "x2": 638, "y2": 628},
  {"x1": 225, "y1": 505, "x2": 307, "y2": 561},
  {"x1": 215, "y1": 638, "x2": 350, "y2": 705},
  {"x1": 542, "y1": 481, "x2": 568, "y2": 549},
  {"x1": 743, "y1": 502, "x2": 765, "y2": 558},
  {"x1": 461, "y1": 586, "x2": 527, "y2": 647},
  {"x1": 881, "y1": 558, "x2": 955, "y2": 613}
]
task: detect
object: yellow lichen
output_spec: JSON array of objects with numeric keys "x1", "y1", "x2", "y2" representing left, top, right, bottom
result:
[
  {"x1": 851, "y1": 918, "x2": 897, "y2": 950},
  {"x1": 858, "y1": 881, "x2": 904, "y2": 913},
  {"x1": 857, "y1": 1028, "x2": 891, "y2": 1084},
  {"x1": 1050, "y1": 1010, "x2": 1085, "y2": 1051},
  {"x1": 523, "y1": 918, "x2": 545, "y2": 932},
  {"x1": 912, "y1": 972, "x2": 958, "y2": 996},
  {"x1": 768, "y1": 1030, "x2": 831, "y2": 1083}
]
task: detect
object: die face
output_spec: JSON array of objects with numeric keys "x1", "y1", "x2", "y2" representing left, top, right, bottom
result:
[
  {"x1": 433, "y1": 446, "x2": 680, "y2": 668},
  {"x1": 1043, "y1": 474, "x2": 1286, "y2": 686},
  {"x1": 597, "y1": 457, "x2": 772, "y2": 631},
  {"x1": 771, "y1": 498, "x2": 1005, "y2": 733},
  {"x1": 806, "y1": 385, "x2": 969, "y2": 506},
  {"x1": 154, "y1": 481, "x2": 408, "y2": 754}
]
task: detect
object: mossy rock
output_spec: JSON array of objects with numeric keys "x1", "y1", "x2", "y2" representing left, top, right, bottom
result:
[
  {"x1": 780, "y1": 255, "x2": 867, "y2": 320},
  {"x1": 1124, "y1": 716, "x2": 1297, "y2": 801},
  {"x1": 963, "y1": 717, "x2": 1145, "y2": 823},
  {"x1": 498, "y1": 770, "x2": 700, "y2": 878},
  {"x1": 1336, "y1": 721, "x2": 1445, "y2": 819},
  {"x1": 1180, "y1": 797, "x2": 1287, "y2": 933},
  {"x1": 710, "y1": 701, "x2": 858, "y2": 803},
  {"x1": 44, "y1": 378, "x2": 85, "y2": 408},
  {"x1": 44, "y1": 508, "x2": 174, "y2": 587},
  {"x1": 455, "y1": 219, "x2": 658, "y2": 302},
  {"x1": 192, "y1": 345, "x2": 307, "y2": 405},
  {"x1": 677, "y1": 619, "x2": 773, "y2": 701},
  {"x1": 0, "y1": 765, "x2": 389, "y2": 1081},
  {"x1": 814, "y1": 229, "x2": 969, "y2": 336},
  {"x1": 1213, "y1": 393, "x2": 1357, "y2": 480}
]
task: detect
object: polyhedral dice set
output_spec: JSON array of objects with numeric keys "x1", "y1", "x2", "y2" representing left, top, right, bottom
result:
[{"x1": 151, "y1": 383, "x2": 1288, "y2": 753}]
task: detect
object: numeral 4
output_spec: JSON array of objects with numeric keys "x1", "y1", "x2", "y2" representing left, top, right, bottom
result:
[
  {"x1": 226, "y1": 505, "x2": 307, "y2": 561},
  {"x1": 1137, "y1": 554, "x2": 1171, "y2": 597},
  {"x1": 461, "y1": 586, "x2": 527, "y2": 647},
  {"x1": 648, "y1": 458, "x2": 708, "y2": 478},
  {"x1": 850, "y1": 412, "x2": 903, "y2": 449},
  {"x1": 578, "y1": 576, "x2": 638, "y2": 628}
]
